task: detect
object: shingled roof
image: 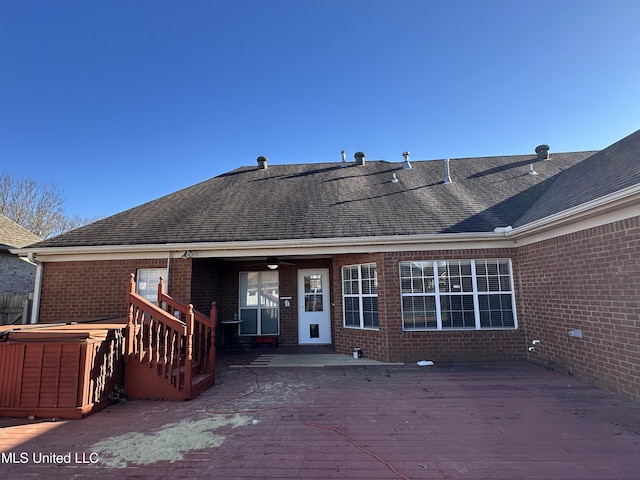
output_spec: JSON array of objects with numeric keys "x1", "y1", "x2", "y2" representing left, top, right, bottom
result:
[
  {"x1": 515, "y1": 128, "x2": 640, "y2": 227},
  {"x1": 28, "y1": 148, "x2": 608, "y2": 249},
  {"x1": 0, "y1": 214, "x2": 41, "y2": 250}
]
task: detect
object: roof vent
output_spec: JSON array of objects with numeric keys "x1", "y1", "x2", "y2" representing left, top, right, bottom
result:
[
  {"x1": 444, "y1": 158, "x2": 453, "y2": 184},
  {"x1": 257, "y1": 156, "x2": 268, "y2": 169},
  {"x1": 402, "y1": 151, "x2": 412, "y2": 169},
  {"x1": 391, "y1": 173, "x2": 399, "y2": 183},
  {"x1": 354, "y1": 151, "x2": 366, "y2": 166},
  {"x1": 535, "y1": 144, "x2": 550, "y2": 160},
  {"x1": 340, "y1": 150, "x2": 347, "y2": 167}
]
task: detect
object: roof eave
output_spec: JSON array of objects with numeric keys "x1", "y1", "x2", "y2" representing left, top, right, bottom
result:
[
  {"x1": 507, "y1": 184, "x2": 640, "y2": 243},
  {"x1": 12, "y1": 185, "x2": 639, "y2": 261},
  {"x1": 11, "y1": 231, "x2": 516, "y2": 261}
]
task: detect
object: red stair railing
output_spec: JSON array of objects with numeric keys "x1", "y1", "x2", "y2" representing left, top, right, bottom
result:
[
  {"x1": 157, "y1": 277, "x2": 217, "y2": 385},
  {"x1": 125, "y1": 274, "x2": 217, "y2": 399}
]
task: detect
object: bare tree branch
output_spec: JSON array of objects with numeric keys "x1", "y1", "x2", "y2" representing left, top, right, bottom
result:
[{"x1": 0, "y1": 172, "x2": 98, "y2": 239}]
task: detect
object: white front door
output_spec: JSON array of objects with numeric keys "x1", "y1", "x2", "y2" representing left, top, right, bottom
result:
[{"x1": 298, "y1": 269, "x2": 331, "y2": 344}]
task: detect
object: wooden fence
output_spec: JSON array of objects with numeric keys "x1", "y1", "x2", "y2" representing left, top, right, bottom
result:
[{"x1": 0, "y1": 294, "x2": 32, "y2": 325}]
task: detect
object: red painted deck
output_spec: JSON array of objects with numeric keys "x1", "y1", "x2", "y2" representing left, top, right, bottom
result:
[{"x1": 1, "y1": 360, "x2": 640, "y2": 479}]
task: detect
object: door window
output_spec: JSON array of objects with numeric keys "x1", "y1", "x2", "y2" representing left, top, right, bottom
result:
[{"x1": 304, "y1": 274, "x2": 324, "y2": 312}]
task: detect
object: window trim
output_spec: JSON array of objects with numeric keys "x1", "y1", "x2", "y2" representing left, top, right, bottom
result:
[
  {"x1": 136, "y1": 268, "x2": 168, "y2": 305},
  {"x1": 238, "y1": 270, "x2": 280, "y2": 336},
  {"x1": 341, "y1": 263, "x2": 379, "y2": 330},
  {"x1": 399, "y1": 259, "x2": 517, "y2": 331}
]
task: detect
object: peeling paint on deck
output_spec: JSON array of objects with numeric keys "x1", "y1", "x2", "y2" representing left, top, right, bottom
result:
[{"x1": 91, "y1": 415, "x2": 252, "y2": 467}]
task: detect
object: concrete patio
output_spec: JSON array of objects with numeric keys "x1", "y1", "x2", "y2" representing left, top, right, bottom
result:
[{"x1": 1, "y1": 357, "x2": 640, "y2": 479}]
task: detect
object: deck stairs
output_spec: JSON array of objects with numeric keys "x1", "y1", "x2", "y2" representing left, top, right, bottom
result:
[{"x1": 123, "y1": 274, "x2": 217, "y2": 400}]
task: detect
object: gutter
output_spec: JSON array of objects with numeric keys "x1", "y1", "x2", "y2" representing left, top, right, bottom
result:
[{"x1": 10, "y1": 231, "x2": 513, "y2": 260}]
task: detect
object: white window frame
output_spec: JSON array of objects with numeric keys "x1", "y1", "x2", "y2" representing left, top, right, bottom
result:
[
  {"x1": 399, "y1": 259, "x2": 517, "y2": 331},
  {"x1": 342, "y1": 263, "x2": 379, "y2": 330},
  {"x1": 238, "y1": 271, "x2": 280, "y2": 336},
  {"x1": 136, "y1": 268, "x2": 167, "y2": 305}
]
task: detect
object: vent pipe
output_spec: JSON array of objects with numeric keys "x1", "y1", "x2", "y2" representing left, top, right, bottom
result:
[
  {"x1": 257, "y1": 156, "x2": 268, "y2": 169},
  {"x1": 535, "y1": 144, "x2": 550, "y2": 160},
  {"x1": 528, "y1": 145, "x2": 549, "y2": 175},
  {"x1": 340, "y1": 150, "x2": 347, "y2": 167},
  {"x1": 402, "y1": 151, "x2": 412, "y2": 169},
  {"x1": 444, "y1": 158, "x2": 453, "y2": 184},
  {"x1": 354, "y1": 151, "x2": 366, "y2": 166}
]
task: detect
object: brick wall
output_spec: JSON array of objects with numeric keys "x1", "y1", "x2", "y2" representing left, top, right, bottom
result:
[
  {"x1": 35, "y1": 215, "x2": 640, "y2": 402},
  {"x1": 167, "y1": 258, "x2": 192, "y2": 305},
  {"x1": 517, "y1": 216, "x2": 640, "y2": 401},
  {"x1": 331, "y1": 253, "x2": 389, "y2": 360},
  {"x1": 39, "y1": 259, "x2": 168, "y2": 323},
  {"x1": 191, "y1": 258, "x2": 224, "y2": 317},
  {"x1": 331, "y1": 250, "x2": 527, "y2": 363},
  {"x1": 39, "y1": 251, "x2": 527, "y2": 363},
  {"x1": 0, "y1": 252, "x2": 36, "y2": 295},
  {"x1": 277, "y1": 264, "x2": 298, "y2": 345}
]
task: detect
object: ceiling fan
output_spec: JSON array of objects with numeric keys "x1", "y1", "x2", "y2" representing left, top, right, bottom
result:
[{"x1": 247, "y1": 257, "x2": 296, "y2": 270}]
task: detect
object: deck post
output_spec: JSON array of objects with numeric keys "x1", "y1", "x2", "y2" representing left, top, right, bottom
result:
[
  {"x1": 125, "y1": 273, "x2": 136, "y2": 361},
  {"x1": 184, "y1": 304, "x2": 194, "y2": 399},
  {"x1": 157, "y1": 276, "x2": 166, "y2": 307},
  {"x1": 209, "y1": 301, "x2": 217, "y2": 380}
]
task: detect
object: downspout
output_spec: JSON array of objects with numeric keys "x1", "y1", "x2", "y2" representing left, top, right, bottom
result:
[
  {"x1": 27, "y1": 252, "x2": 43, "y2": 324},
  {"x1": 166, "y1": 251, "x2": 172, "y2": 296},
  {"x1": 383, "y1": 254, "x2": 391, "y2": 363}
]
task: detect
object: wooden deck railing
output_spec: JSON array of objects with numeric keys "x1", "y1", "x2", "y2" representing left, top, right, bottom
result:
[
  {"x1": 157, "y1": 277, "x2": 216, "y2": 381},
  {"x1": 125, "y1": 274, "x2": 216, "y2": 400}
]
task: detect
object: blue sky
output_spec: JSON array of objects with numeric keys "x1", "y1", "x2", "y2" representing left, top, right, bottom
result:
[{"x1": 1, "y1": 0, "x2": 639, "y2": 220}]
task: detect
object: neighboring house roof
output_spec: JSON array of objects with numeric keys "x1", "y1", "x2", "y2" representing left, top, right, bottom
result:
[
  {"x1": 0, "y1": 214, "x2": 41, "y2": 250},
  {"x1": 28, "y1": 150, "x2": 603, "y2": 249}
]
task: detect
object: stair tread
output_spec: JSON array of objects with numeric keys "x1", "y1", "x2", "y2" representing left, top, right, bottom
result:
[{"x1": 192, "y1": 373, "x2": 213, "y2": 383}]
